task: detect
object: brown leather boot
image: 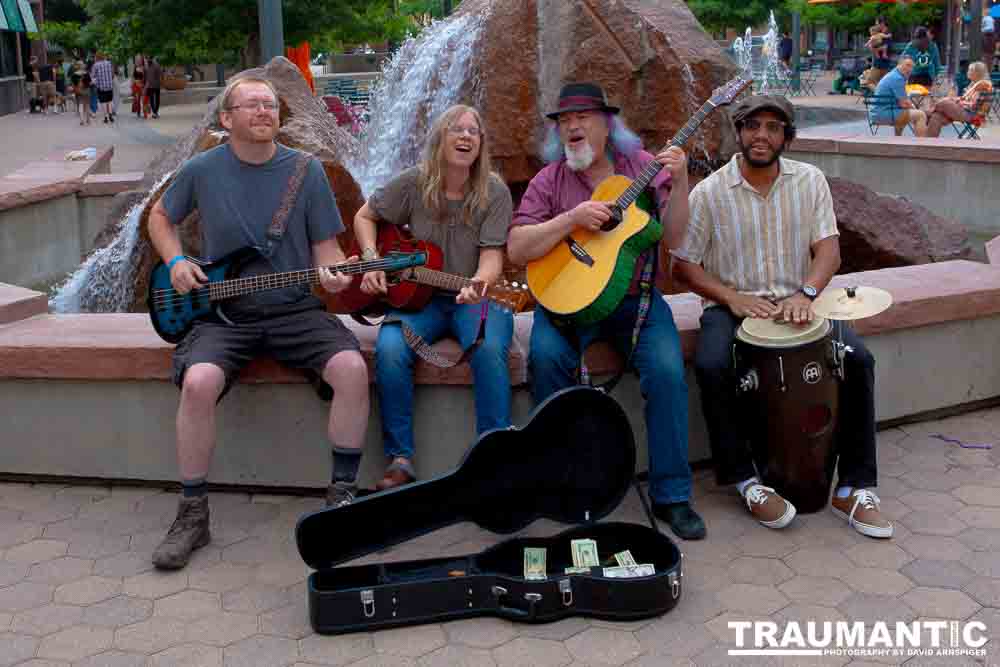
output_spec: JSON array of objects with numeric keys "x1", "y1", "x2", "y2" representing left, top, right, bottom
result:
[
  {"x1": 152, "y1": 496, "x2": 211, "y2": 570},
  {"x1": 375, "y1": 459, "x2": 415, "y2": 491}
]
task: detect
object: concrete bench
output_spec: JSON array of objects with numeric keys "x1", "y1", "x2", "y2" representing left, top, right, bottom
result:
[{"x1": 2, "y1": 259, "x2": 1000, "y2": 490}]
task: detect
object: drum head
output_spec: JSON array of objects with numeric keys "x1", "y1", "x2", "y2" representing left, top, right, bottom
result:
[{"x1": 736, "y1": 317, "x2": 830, "y2": 348}]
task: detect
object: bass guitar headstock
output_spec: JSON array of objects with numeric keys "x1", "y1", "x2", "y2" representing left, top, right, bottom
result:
[{"x1": 709, "y1": 74, "x2": 754, "y2": 108}]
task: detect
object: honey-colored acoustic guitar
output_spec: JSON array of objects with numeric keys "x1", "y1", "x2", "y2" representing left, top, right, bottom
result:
[{"x1": 526, "y1": 75, "x2": 752, "y2": 326}]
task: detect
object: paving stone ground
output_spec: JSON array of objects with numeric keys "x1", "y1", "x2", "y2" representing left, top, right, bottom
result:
[{"x1": 0, "y1": 409, "x2": 997, "y2": 666}]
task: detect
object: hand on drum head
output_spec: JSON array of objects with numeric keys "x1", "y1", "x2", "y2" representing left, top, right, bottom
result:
[
  {"x1": 774, "y1": 293, "x2": 814, "y2": 325},
  {"x1": 726, "y1": 293, "x2": 780, "y2": 319}
]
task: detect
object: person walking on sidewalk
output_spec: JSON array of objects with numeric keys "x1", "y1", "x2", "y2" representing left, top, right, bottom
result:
[
  {"x1": 91, "y1": 52, "x2": 116, "y2": 123},
  {"x1": 145, "y1": 57, "x2": 162, "y2": 119}
]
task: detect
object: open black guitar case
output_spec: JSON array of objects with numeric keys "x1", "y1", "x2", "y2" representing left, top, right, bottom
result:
[{"x1": 295, "y1": 386, "x2": 683, "y2": 635}]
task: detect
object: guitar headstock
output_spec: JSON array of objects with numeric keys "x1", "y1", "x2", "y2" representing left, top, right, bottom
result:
[
  {"x1": 486, "y1": 280, "x2": 531, "y2": 313},
  {"x1": 709, "y1": 75, "x2": 754, "y2": 107}
]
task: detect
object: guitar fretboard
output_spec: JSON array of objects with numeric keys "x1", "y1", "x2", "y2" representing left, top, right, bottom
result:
[
  {"x1": 205, "y1": 258, "x2": 401, "y2": 301},
  {"x1": 614, "y1": 102, "x2": 716, "y2": 213},
  {"x1": 411, "y1": 267, "x2": 479, "y2": 294}
]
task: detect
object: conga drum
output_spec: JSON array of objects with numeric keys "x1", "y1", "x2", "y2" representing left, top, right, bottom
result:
[{"x1": 734, "y1": 317, "x2": 840, "y2": 514}]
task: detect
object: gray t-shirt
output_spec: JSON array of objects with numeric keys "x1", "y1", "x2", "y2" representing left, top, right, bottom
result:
[
  {"x1": 161, "y1": 143, "x2": 344, "y2": 316},
  {"x1": 367, "y1": 166, "x2": 512, "y2": 278}
]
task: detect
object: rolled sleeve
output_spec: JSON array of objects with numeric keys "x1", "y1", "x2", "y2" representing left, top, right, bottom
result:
[
  {"x1": 511, "y1": 171, "x2": 555, "y2": 229},
  {"x1": 368, "y1": 167, "x2": 417, "y2": 225},
  {"x1": 670, "y1": 182, "x2": 710, "y2": 265}
]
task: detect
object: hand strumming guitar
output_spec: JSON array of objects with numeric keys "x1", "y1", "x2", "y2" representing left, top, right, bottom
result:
[
  {"x1": 568, "y1": 200, "x2": 613, "y2": 232},
  {"x1": 319, "y1": 256, "x2": 357, "y2": 295},
  {"x1": 169, "y1": 259, "x2": 208, "y2": 295}
]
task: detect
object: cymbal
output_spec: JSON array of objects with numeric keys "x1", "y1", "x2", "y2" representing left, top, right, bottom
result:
[{"x1": 812, "y1": 286, "x2": 893, "y2": 321}]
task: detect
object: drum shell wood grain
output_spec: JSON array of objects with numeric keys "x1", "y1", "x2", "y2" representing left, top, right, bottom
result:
[{"x1": 735, "y1": 332, "x2": 839, "y2": 514}]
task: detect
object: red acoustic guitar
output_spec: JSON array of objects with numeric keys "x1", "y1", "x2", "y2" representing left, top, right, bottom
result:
[{"x1": 336, "y1": 225, "x2": 530, "y2": 314}]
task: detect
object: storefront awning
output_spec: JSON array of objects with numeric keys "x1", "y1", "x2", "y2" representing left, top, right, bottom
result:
[
  {"x1": 17, "y1": 0, "x2": 37, "y2": 32},
  {"x1": 0, "y1": 0, "x2": 37, "y2": 33},
  {"x1": 0, "y1": 5, "x2": 9, "y2": 31}
]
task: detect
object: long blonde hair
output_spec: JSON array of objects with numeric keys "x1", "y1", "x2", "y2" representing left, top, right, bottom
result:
[{"x1": 418, "y1": 105, "x2": 496, "y2": 224}]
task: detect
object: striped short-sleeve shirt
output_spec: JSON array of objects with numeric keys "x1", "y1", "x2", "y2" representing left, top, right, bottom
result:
[{"x1": 672, "y1": 154, "x2": 838, "y2": 308}]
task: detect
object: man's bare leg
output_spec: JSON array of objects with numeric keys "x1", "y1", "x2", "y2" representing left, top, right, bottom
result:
[{"x1": 323, "y1": 350, "x2": 370, "y2": 506}]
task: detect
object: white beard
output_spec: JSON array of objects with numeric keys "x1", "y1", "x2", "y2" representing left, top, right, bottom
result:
[{"x1": 564, "y1": 141, "x2": 596, "y2": 171}]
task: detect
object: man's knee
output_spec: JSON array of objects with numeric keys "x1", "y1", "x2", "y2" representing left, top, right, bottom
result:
[
  {"x1": 180, "y1": 363, "x2": 226, "y2": 404},
  {"x1": 324, "y1": 350, "x2": 369, "y2": 388}
]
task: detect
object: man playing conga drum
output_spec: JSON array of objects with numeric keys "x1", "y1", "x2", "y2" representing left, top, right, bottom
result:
[{"x1": 672, "y1": 95, "x2": 892, "y2": 539}]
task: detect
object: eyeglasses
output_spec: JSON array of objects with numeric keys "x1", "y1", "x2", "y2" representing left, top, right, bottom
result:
[
  {"x1": 743, "y1": 119, "x2": 787, "y2": 134},
  {"x1": 447, "y1": 125, "x2": 482, "y2": 137},
  {"x1": 226, "y1": 100, "x2": 278, "y2": 112}
]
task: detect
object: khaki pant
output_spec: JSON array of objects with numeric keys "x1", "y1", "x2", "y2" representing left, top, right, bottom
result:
[{"x1": 893, "y1": 109, "x2": 927, "y2": 137}]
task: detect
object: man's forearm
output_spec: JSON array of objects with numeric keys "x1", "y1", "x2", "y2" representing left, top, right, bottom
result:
[
  {"x1": 507, "y1": 213, "x2": 574, "y2": 265},
  {"x1": 148, "y1": 202, "x2": 182, "y2": 263},
  {"x1": 804, "y1": 239, "x2": 841, "y2": 292},
  {"x1": 673, "y1": 258, "x2": 738, "y2": 306}
]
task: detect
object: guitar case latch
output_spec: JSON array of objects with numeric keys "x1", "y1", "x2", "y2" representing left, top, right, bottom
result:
[
  {"x1": 559, "y1": 578, "x2": 573, "y2": 607},
  {"x1": 668, "y1": 572, "x2": 680, "y2": 600},
  {"x1": 361, "y1": 589, "x2": 375, "y2": 618}
]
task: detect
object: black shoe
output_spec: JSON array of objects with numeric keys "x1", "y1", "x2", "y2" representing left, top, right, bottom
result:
[
  {"x1": 152, "y1": 496, "x2": 211, "y2": 569},
  {"x1": 652, "y1": 501, "x2": 706, "y2": 540}
]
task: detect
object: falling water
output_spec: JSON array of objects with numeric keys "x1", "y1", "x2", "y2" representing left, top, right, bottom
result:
[
  {"x1": 49, "y1": 172, "x2": 173, "y2": 313},
  {"x1": 348, "y1": 11, "x2": 487, "y2": 197},
  {"x1": 760, "y1": 11, "x2": 789, "y2": 95}
]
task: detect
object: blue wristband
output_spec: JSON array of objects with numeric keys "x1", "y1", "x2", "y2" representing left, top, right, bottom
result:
[{"x1": 166, "y1": 255, "x2": 186, "y2": 270}]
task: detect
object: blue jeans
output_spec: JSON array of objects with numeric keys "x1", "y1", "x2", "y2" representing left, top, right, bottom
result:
[
  {"x1": 375, "y1": 294, "x2": 514, "y2": 461},
  {"x1": 529, "y1": 291, "x2": 692, "y2": 504}
]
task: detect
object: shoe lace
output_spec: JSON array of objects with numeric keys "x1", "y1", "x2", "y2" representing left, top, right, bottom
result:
[
  {"x1": 163, "y1": 502, "x2": 202, "y2": 542},
  {"x1": 330, "y1": 486, "x2": 355, "y2": 508},
  {"x1": 851, "y1": 489, "x2": 880, "y2": 516},
  {"x1": 745, "y1": 484, "x2": 776, "y2": 506}
]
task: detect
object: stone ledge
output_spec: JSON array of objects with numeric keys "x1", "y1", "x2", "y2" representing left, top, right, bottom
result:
[
  {"x1": 0, "y1": 261, "x2": 998, "y2": 386},
  {"x1": 79, "y1": 172, "x2": 145, "y2": 198},
  {"x1": 0, "y1": 147, "x2": 114, "y2": 212},
  {"x1": 789, "y1": 135, "x2": 1000, "y2": 164},
  {"x1": 0, "y1": 283, "x2": 47, "y2": 326}
]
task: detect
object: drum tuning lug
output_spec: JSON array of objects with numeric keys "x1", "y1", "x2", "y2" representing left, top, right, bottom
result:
[{"x1": 737, "y1": 370, "x2": 759, "y2": 393}]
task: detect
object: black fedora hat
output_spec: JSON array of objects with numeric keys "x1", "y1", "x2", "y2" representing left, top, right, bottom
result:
[{"x1": 546, "y1": 82, "x2": 620, "y2": 119}]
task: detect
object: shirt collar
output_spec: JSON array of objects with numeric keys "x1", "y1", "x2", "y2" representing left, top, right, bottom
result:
[{"x1": 725, "y1": 153, "x2": 795, "y2": 189}]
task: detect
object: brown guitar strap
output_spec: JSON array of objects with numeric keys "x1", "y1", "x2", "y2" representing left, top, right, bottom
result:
[{"x1": 262, "y1": 151, "x2": 313, "y2": 259}]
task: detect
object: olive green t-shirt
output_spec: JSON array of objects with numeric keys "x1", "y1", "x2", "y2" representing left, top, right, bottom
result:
[{"x1": 367, "y1": 166, "x2": 512, "y2": 278}]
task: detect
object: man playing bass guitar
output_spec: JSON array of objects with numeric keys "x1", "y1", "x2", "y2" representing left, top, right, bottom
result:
[
  {"x1": 147, "y1": 77, "x2": 371, "y2": 570},
  {"x1": 354, "y1": 104, "x2": 515, "y2": 491},
  {"x1": 507, "y1": 83, "x2": 705, "y2": 540}
]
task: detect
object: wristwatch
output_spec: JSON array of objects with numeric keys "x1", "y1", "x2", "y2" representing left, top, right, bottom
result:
[
  {"x1": 801, "y1": 284, "x2": 818, "y2": 300},
  {"x1": 361, "y1": 247, "x2": 379, "y2": 261}
]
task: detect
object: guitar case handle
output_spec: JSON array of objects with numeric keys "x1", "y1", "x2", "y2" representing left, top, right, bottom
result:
[{"x1": 492, "y1": 586, "x2": 541, "y2": 621}]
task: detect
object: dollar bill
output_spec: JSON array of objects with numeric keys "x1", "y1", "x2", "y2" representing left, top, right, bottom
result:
[
  {"x1": 614, "y1": 550, "x2": 637, "y2": 567},
  {"x1": 524, "y1": 547, "x2": 547, "y2": 580},
  {"x1": 564, "y1": 566, "x2": 591, "y2": 575},
  {"x1": 602, "y1": 563, "x2": 656, "y2": 578},
  {"x1": 570, "y1": 539, "x2": 599, "y2": 568}
]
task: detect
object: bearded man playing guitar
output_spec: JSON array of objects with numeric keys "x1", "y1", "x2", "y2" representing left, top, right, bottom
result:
[
  {"x1": 507, "y1": 83, "x2": 705, "y2": 541},
  {"x1": 147, "y1": 77, "x2": 371, "y2": 570},
  {"x1": 354, "y1": 104, "x2": 514, "y2": 491}
]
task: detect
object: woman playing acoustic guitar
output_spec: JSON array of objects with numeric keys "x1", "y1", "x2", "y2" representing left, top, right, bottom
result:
[{"x1": 354, "y1": 104, "x2": 514, "y2": 491}]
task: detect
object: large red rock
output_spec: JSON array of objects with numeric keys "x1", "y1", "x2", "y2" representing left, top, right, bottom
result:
[{"x1": 457, "y1": 0, "x2": 741, "y2": 187}]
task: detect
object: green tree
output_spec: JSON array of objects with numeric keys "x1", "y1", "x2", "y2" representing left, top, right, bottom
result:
[{"x1": 685, "y1": 0, "x2": 787, "y2": 36}]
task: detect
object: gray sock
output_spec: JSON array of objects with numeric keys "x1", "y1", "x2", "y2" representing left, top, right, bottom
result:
[{"x1": 332, "y1": 447, "x2": 361, "y2": 485}]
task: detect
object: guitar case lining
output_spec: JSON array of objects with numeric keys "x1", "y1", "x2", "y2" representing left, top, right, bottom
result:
[{"x1": 295, "y1": 386, "x2": 682, "y2": 634}]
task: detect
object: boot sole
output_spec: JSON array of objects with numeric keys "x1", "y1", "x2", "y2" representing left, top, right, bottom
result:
[{"x1": 152, "y1": 530, "x2": 211, "y2": 570}]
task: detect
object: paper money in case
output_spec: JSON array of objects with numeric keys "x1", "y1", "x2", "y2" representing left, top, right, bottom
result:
[
  {"x1": 570, "y1": 538, "x2": 599, "y2": 567},
  {"x1": 524, "y1": 547, "x2": 547, "y2": 580},
  {"x1": 602, "y1": 563, "x2": 656, "y2": 578}
]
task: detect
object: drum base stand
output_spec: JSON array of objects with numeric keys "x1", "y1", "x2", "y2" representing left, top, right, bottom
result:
[{"x1": 831, "y1": 321, "x2": 854, "y2": 381}]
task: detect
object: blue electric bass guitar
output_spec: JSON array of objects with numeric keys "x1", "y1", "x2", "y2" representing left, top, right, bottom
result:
[{"x1": 147, "y1": 247, "x2": 427, "y2": 343}]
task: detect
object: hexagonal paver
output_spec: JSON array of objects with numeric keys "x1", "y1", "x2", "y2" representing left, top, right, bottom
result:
[
  {"x1": 635, "y1": 618, "x2": 715, "y2": 658},
  {"x1": 74, "y1": 650, "x2": 148, "y2": 667},
  {"x1": 901, "y1": 470, "x2": 974, "y2": 493},
  {"x1": 784, "y1": 548, "x2": 853, "y2": 579},
  {"x1": 260, "y1": 602, "x2": 312, "y2": 640},
  {"x1": 0, "y1": 522, "x2": 42, "y2": 549},
  {"x1": 839, "y1": 593, "x2": 916, "y2": 624},
  {"x1": 0, "y1": 581, "x2": 54, "y2": 612},
  {"x1": 956, "y1": 506, "x2": 1000, "y2": 529},
  {"x1": 224, "y1": 635, "x2": 300, "y2": 667},
  {"x1": 444, "y1": 617, "x2": 519, "y2": 649},
  {"x1": 492, "y1": 637, "x2": 572, "y2": 667},
  {"x1": 222, "y1": 584, "x2": 290, "y2": 614},
  {"x1": 82, "y1": 595, "x2": 154, "y2": 628},
  {"x1": 843, "y1": 543, "x2": 914, "y2": 570},
  {"x1": 188, "y1": 562, "x2": 255, "y2": 594},
  {"x1": 0, "y1": 632, "x2": 39, "y2": 667},
  {"x1": 900, "y1": 512, "x2": 968, "y2": 537},
  {"x1": 348, "y1": 656, "x2": 417, "y2": 667},
  {"x1": 900, "y1": 534, "x2": 969, "y2": 561},
  {"x1": 153, "y1": 590, "x2": 221, "y2": 621},
  {"x1": 679, "y1": 562, "x2": 730, "y2": 592},
  {"x1": 113, "y1": 617, "x2": 188, "y2": 654},
  {"x1": 900, "y1": 559, "x2": 976, "y2": 590},
  {"x1": 901, "y1": 587, "x2": 981, "y2": 620},
  {"x1": 151, "y1": 642, "x2": 222, "y2": 667},
  {"x1": 703, "y1": 610, "x2": 776, "y2": 644},
  {"x1": 777, "y1": 576, "x2": 853, "y2": 607},
  {"x1": 37, "y1": 625, "x2": 114, "y2": 662},
  {"x1": 519, "y1": 616, "x2": 590, "y2": 642},
  {"x1": 839, "y1": 567, "x2": 914, "y2": 596},
  {"x1": 12, "y1": 659, "x2": 71, "y2": 667},
  {"x1": 732, "y1": 531, "x2": 805, "y2": 558},
  {"x1": 67, "y1": 533, "x2": 132, "y2": 560},
  {"x1": 373, "y1": 624, "x2": 447, "y2": 657},
  {"x1": 184, "y1": 611, "x2": 258, "y2": 647},
  {"x1": 961, "y1": 551, "x2": 1000, "y2": 578},
  {"x1": 727, "y1": 554, "x2": 798, "y2": 587},
  {"x1": 774, "y1": 603, "x2": 845, "y2": 625},
  {"x1": 952, "y1": 485, "x2": 1000, "y2": 506},
  {"x1": 27, "y1": 556, "x2": 94, "y2": 584},
  {"x1": 123, "y1": 570, "x2": 189, "y2": 599},
  {"x1": 4, "y1": 539, "x2": 68, "y2": 564},
  {"x1": 94, "y1": 551, "x2": 155, "y2": 578},
  {"x1": 564, "y1": 627, "x2": 641, "y2": 665},
  {"x1": 716, "y1": 583, "x2": 789, "y2": 615},
  {"x1": 54, "y1": 575, "x2": 122, "y2": 605},
  {"x1": 417, "y1": 645, "x2": 497, "y2": 667},
  {"x1": 0, "y1": 561, "x2": 29, "y2": 587},
  {"x1": 963, "y1": 576, "x2": 1000, "y2": 607},
  {"x1": 11, "y1": 603, "x2": 84, "y2": 636},
  {"x1": 956, "y1": 527, "x2": 1000, "y2": 552}
]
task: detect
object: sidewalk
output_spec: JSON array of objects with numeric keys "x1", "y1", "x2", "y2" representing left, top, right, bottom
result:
[{"x1": 0, "y1": 102, "x2": 208, "y2": 178}]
